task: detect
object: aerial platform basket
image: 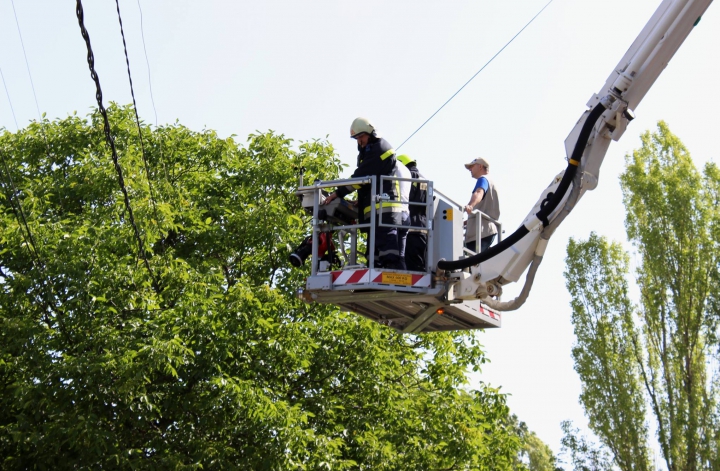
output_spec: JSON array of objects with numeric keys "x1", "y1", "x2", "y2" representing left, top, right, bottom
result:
[
  {"x1": 294, "y1": 174, "x2": 502, "y2": 333},
  {"x1": 303, "y1": 267, "x2": 501, "y2": 332}
]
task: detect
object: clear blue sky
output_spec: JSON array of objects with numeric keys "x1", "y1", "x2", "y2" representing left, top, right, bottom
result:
[{"x1": 2, "y1": 0, "x2": 718, "y2": 460}]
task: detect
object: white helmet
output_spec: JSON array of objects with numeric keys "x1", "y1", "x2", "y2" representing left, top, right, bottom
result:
[{"x1": 350, "y1": 117, "x2": 380, "y2": 139}]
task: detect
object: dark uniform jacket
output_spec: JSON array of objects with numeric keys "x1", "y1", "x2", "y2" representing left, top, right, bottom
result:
[
  {"x1": 404, "y1": 161, "x2": 427, "y2": 228},
  {"x1": 336, "y1": 137, "x2": 398, "y2": 221}
]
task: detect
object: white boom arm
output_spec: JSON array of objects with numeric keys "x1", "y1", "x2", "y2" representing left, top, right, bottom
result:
[{"x1": 447, "y1": 0, "x2": 713, "y2": 305}]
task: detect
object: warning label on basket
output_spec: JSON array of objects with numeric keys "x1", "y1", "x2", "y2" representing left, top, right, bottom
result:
[{"x1": 382, "y1": 272, "x2": 412, "y2": 285}]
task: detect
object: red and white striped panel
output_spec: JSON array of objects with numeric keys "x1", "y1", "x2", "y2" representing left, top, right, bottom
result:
[
  {"x1": 331, "y1": 269, "x2": 370, "y2": 285},
  {"x1": 331, "y1": 269, "x2": 431, "y2": 288},
  {"x1": 476, "y1": 304, "x2": 499, "y2": 320}
]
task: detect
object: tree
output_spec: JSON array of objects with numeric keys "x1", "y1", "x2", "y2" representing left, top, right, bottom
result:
[
  {"x1": 0, "y1": 105, "x2": 524, "y2": 469},
  {"x1": 508, "y1": 414, "x2": 561, "y2": 471},
  {"x1": 565, "y1": 234, "x2": 651, "y2": 471},
  {"x1": 564, "y1": 122, "x2": 720, "y2": 471},
  {"x1": 559, "y1": 421, "x2": 614, "y2": 471}
]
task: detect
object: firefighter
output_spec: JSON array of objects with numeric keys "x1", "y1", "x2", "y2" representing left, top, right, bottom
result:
[
  {"x1": 394, "y1": 154, "x2": 412, "y2": 263},
  {"x1": 397, "y1": 155, "x2": 428, "y2": 271},
  {"x1": 324, "y1": 117, "x2": 404, "y2": 269}
]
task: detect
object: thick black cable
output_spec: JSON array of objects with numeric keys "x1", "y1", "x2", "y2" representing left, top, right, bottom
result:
[
  {"x1": 437, "y1": 101, "x2": 608, "y2": 271},
  {"x1": 396, "y1": 0, "x2": 555, "y2": 151},
  {"x1": 114, "y1": 0, "x2": 162, "y2": 224},
  {"x1": 4, "y1": 5, "x2": 88, "y2": 327},
  {"x1": 75, "y1": 0, "x2": 159, "y2": 291}
]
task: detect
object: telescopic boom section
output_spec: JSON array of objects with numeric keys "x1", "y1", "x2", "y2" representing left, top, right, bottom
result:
[{"x1": 445, "y1": 0, "x2": 713, "y2": 305}]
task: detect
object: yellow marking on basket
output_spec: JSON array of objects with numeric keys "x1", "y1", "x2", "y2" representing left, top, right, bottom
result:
[{"x1": 382, "y1": 272, "x2": 412, "y2": 285}]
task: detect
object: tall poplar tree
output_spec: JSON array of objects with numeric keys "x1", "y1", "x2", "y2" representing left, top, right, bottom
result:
[{"x1": 564, "y1": 122, "x2": 720, "y2": 471}]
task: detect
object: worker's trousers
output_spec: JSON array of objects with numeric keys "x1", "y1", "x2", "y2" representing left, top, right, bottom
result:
[
  {"x1": 365, "y1": 211, "x2": 405, "y2": 270},
  {"x1": 405, "y1": 231, "x2": 427, "y2": 272}
]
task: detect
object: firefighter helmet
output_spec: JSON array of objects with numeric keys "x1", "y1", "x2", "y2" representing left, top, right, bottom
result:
[{"x1": 350, "y1": 117, "x2": 379, "y2": 139}]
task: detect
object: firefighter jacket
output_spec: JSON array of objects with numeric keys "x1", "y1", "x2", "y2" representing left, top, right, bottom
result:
[
  {"x1": 404, "y1": 161, "x2": 428, "y2": 228},
  {"x1": 336, "y1": 137, "x2": 399, "y2": 221}
]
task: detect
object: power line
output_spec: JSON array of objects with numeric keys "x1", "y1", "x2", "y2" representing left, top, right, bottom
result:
[
  {"x1": 0, "y1": 68, "x2": 35, "y2": 260},
  {"x1": 9, "y1": 0, "x2": 42, "y2": 120},
  {"x1": 1, "y1": 62, "x2": 63, "y2": 321},
  {"x1": 114, "y1": 0, "x2": 162, "y2": 223},
  {"x1": 0, "y1": 150, "x2": 41, "y2": 266},
  {"x1": 9, "y1": 0, "x2": 54, "y2": 162},
  {"x1": 136, "y1": 0, "x2": 158, "y2": 126},
  {"x1": 396, "y1": 0, "x2": 555, "y2": 151},
  {"x1": 0, "y1": 148, "x2": 69, "y2": 326},
  {"x1": 3, "y1": 4, "x2": 88, "y2": 326},
  {"x1": 134, "y1": 0, "x2": 172, "y2": 204},
  {"x1": 75, "y1": 0, "x2": 160, "y2": 292},
  {"x1": 1, "y1": 68, "x2": 19, "y2": 129}
]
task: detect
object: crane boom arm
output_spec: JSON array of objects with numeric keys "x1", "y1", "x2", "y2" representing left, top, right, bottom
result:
[{"x1": 443, "y1": 0, "x2": 713, "y2": 304}]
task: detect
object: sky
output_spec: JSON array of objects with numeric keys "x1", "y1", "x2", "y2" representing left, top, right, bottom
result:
[{"x1": 2, "y1": 0, "x2": 719, "y2": 461}]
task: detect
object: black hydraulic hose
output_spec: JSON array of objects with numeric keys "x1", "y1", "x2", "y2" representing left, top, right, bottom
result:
[
  {"x1": 535, "y1": 102, "x2": 607, "y2": 224},
  {"x1": 437, "y1": 101, "x2": 608, "y2": 271}
]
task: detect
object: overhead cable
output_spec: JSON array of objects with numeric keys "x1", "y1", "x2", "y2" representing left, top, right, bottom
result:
[
  {"x1": 0, "y1": 151, "x2": 41, "y2": 267},
  {"x1": 10, "y1": 0, "x2": 42, "y2": 120},
  {"x1": 75, "y1": 0, "x2": 160, "y2": 292},
  {"x1": 114, "y1": 0, "x2": 162, "y2": 227},
  {"x1": 1, "y1": 66, "x2": 63, "y2": 321},
  {"x1": 0, "y1": 68, "x2": 19, "y2": 129},
  {"x1": 10, "y1": 0, "x2": 54, "y2": 164},
  {"x1": 0, "y1": 126, "x2": 69, "y2": 322},
  {"x1": 136, "y1": 0, "x2": 158, "y2": 126},
  {"x1": 396, "y1": 0, "x2": 555, "y2": 150},
  {"x1": 0, "y1": 149, "x2": 69, "y2": 326},
  {"x1": 135, "y1": 0, "x2": 170, "y2": 206}
]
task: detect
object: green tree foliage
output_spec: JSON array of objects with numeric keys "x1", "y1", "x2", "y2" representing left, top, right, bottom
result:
[
  {"x1": 565, "y1": 234, "x2": 650, "y2": 471},
  {"x1": 0, "y1": 105, "x2": 523, "y2": 469},
  {"x1": 508, "y1": 414, "x2": 561, "y2": 471},
  {"x1": 559, "y1": 421, "x2": 614, "y2": 471},
  {"x1": 564, "y1": 122, "x2": 720, "y2": 471}
]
